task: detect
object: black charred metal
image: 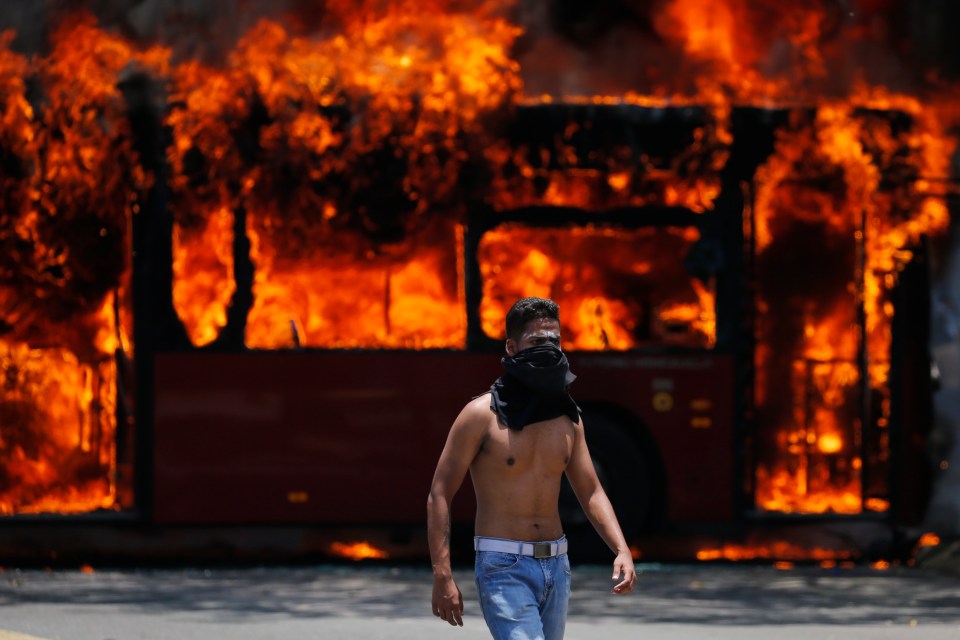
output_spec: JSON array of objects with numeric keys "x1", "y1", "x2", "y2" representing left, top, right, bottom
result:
[
  {"x1": 888, "y1": 238, "x2": 935, "y2": 526},
  {"x1": 505, "y1": 102, "x2": 713, "y2": 173},
  {"x1": 120, "y1": 70, "x2": 188, "y2": 520}
]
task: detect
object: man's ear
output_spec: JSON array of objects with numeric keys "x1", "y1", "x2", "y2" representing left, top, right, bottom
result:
[{"x1": 505, "y1": 339, "x2": 517, "y2": 356}]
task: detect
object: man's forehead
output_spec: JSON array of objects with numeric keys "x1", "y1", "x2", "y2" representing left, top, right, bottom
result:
[{"x1": 521, "y1": 319, "x2": 561, "y2": 338}]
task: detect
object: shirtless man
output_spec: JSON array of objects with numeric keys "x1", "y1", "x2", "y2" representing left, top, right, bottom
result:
[{"x1": 427, "y1": 297, "x2": 636, "y2": 639}]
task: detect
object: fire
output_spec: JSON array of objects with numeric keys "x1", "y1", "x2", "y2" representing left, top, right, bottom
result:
[
  {"x1": 916, "y1": 532, "x2": 941, "y2": 548},
  {"x1": 657, "y1": 0, "x2": 741, "y2": 66},
  {"x1": 328, "y1": 541, "x2": 390, "y2": 560},
  {"x1": 0, "y1": 1, "x2": 957, "y2": 525},
  {"x1": 488, "y1": 98, "x2": 728, "y2": 214},
  {"x1": 172, "y1": 206, "x2": 236, "y2": 347},
  {"x1": 0, "y1": 17, "x2": 163, "y2": 514},
  {"x1": 478, "y1": 225, "x2": 714, "y2": 349},
  {"x1": 244, "y1": 220, "x2": 466, "y2": 348},
  {"x1": 166, "y1": 12, "x2": 520, "y2": 347},
  {"x1": 696, "y1": 542, "x2": 854, "y2": 562},
  {"x1": 166, "y1": 57, "x2": 247, "y2": 348},
  {"x1": 0, "y1": 341, "x2": 118, "y2": 515},
  {"x1": 752, "y1": 100, "x2": 952, "y2": 515}
]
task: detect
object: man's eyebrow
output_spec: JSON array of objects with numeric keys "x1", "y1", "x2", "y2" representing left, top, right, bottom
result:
[{"x1": 524, "y1": 331, "x2": 561, "y2": 341}]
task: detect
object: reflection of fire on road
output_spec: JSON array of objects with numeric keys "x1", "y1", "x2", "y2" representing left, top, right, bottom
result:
[{"x1": 0, "y1": 0, "x2": 957, "y2": 536}]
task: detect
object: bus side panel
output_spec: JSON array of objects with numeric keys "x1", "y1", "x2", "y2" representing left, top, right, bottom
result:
[
  {"x1": 154, "y1": 351, "x2": 735, "y2": 526},
  {"x1": 575, "y1": 354, "x2": 736, "y2": 523},
  {"x1": 153, "y1": 352, "x2": 498, "y2": 524}
]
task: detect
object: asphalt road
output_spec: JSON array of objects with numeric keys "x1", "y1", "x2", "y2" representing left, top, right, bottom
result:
[{"x1": 0, "y1": 563, "x2": 958, "y2": 639}]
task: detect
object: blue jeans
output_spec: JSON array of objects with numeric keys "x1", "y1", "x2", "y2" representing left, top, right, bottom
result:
[{"x1": 474, "y1": 537, "x2": 571, "y2": 640}]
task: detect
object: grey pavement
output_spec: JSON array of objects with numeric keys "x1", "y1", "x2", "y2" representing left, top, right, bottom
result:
[{"x1": 0, "y1": 563, "x2": 958, "y2": 639}]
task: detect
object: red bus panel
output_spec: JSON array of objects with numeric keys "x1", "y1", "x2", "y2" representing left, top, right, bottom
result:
[{"x1": 153, "y1": 351, "x2": 734, "y2": 525}]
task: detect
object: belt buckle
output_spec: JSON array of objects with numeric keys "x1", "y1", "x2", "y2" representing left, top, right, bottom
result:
[{"x1": 533, "y1": 543, "x2": 552, "y2": 559}]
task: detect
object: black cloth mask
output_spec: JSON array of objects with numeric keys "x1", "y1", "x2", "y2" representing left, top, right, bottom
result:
[{"x1": 488, "y1": 342, "x2": 581, "y2": 430}]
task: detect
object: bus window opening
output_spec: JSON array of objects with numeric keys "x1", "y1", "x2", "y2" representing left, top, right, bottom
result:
[{"x1": 478, "y1": 224, "x2": 715, "y2": 350}]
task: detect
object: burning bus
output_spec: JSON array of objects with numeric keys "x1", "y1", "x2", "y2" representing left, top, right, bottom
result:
[{"x1": 0, "y1": 1, "x2": 957, "y2": 561}]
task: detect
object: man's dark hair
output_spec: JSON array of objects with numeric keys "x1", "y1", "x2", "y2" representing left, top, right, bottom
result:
[{"x1": 505, "y1": 297, "x2": 560, "y2": 342}]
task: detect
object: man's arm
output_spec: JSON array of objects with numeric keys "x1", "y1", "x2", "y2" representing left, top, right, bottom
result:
[
  {"x1": 564, "y1": 417, "x2": 637, "y2": 594},
  {"x1": 427, "y1": 398, "x2": 487, "y2": 626}
]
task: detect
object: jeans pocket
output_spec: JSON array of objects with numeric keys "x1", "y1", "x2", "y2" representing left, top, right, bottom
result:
[
  {"x1": 476, "y1": 551, "x2": 522, "y2": 575},
  {"x1": 560, "y1": 554, "x2": 571, "y2": 577}
]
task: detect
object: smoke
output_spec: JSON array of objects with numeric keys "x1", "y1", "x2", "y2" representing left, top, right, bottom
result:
[{"x1": 0, "y1": 0, "x2": 292, "y2": 60}]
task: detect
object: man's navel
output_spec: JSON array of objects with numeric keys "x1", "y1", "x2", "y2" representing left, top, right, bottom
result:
[{"x1": 506, "y1": 457, "x2": 515, "y2": 466}]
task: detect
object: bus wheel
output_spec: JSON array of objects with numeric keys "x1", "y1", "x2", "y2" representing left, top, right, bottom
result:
[{"x1": 559, "y1": 413, "x2": 654, "y2": 559}]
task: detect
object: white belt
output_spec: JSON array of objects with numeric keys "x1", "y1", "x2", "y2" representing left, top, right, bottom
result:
[{"x1": 474, "y1": 537, "x2": 568, "y2": 559}]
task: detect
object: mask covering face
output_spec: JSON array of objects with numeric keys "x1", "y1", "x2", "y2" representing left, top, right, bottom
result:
[
  {"x1": 501, "y1": 342, "x2": 576, "y2": 392},
  {"x1": 488, "y1": 342, "x2": 581, "y2": 430}
]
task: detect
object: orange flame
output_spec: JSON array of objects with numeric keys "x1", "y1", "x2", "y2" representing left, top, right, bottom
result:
[
  {"x1": 166, "y1": 12, "x2": 520, "y2": 347},
  {"x1": 917, "y1": 532, "x2": 941, "y2": 548},
  {"x1": 752, "y1": 99, "x2": 953, "y2": 515},
  {"x1": 0, "y1": 3, "x2": 957, "y2": 522},
  {"x1": 697, "y1": 542, "x2": 854, "y2": 562},
  {"x1": 479, "y1": 225, "x2": 714, "y2": 349},
  {"x1": 0, "y1": 341, "x2": 119, "y2": 514},
  {"x1": 0, "y1": 17, "x2": 164, "y2": 514},
  {"x1": 328, "y1": 541, "x2": 390, "y2": 560}
]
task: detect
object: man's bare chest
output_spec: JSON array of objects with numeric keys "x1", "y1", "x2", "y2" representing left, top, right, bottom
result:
[{"x1": 477, "y1": 417, "x2": 575, "y2": 473}]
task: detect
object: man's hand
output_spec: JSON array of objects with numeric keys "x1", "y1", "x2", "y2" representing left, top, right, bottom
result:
[
  {"x1": 432, "y1": 576, "x2": 464, "y2": 626},
  {"x1": 611, "y1": 551, "x2": 637, "y2": 594}
]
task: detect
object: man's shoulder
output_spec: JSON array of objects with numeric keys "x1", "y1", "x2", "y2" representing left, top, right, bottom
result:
[
  {"x1": 449, "y1": 394, "x2": 494, "y2": 442},
  {"x1": 451, "y1": 394, "x2": 492, "y2": 427},
  {"x1": 462, "y1": 393, "x2": 493, "y2": 421}
]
